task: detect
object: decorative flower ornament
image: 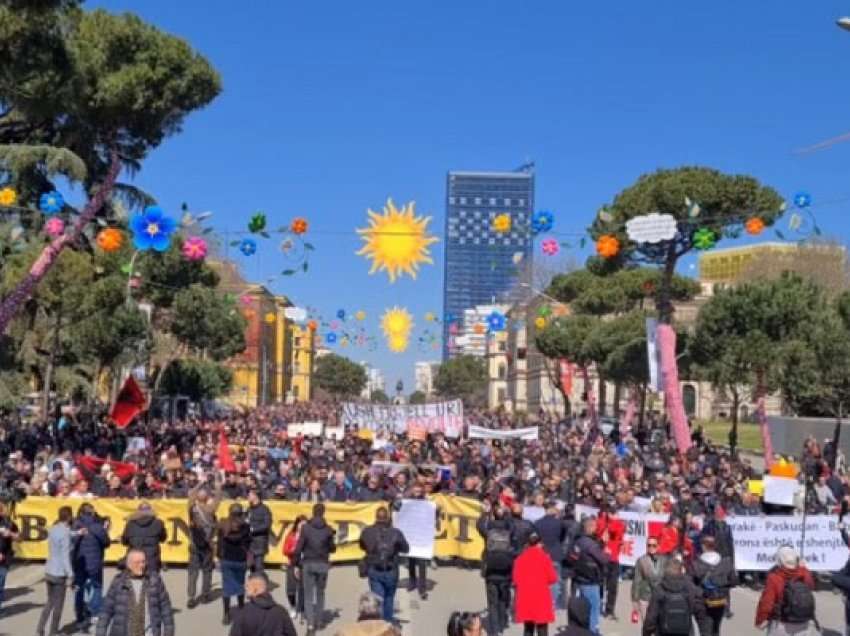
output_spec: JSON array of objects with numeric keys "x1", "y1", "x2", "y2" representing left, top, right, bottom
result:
[
  {"x1": 745, "y1": 217, "x2": 765, "y2": 236},
  {"x1": 291, "y1": 217, "x2": 308, "y2": 235},
  {"x1": 596, "y1": 234, "x2": 620, "y2": 258},
  {"x1": 487, "y1": 311, "x2": 507, "y2": 332},
  {"x1": 534, "y1": 316, "x2": 547, "y2": 329},
  {"x1": 239, "y1": 238, "x2": 257, "y2": 256},
  {"x1": 182, "y1": 236, "x2": 208, "y2": 261},
  {"x1": 326, "y1": 332, "x2": 338, "y2": 344},
  {"x1": 355, "y1": 310, "x2": 366, "y2": 321},
  {"x1": 538, "y1": 305, "x2": 552, "y2": 317},
  {"x1": 424, "y1": 312, "x2": 436, "y2": 322},
  {"x1": 44, "y1": 217, "x2": 65, "y2": 237},
  {"x1": 793, "y1": 192, "x2": 812, "y2": 208},
  {"x1": 240, "y1": 295, "x2": 254, "y2": 307},
  {"x1": 0, "y1": 187, "x2": 17, "y2": 207},
  {"x1": 39, "y1": 190, "x2": 65, "y2": 215},
  {"x1": 307, "y1": 320, "x2": 318, "y2": 331},
  {"x1": 248, "y1": 212, "x2": 267, "y2": 234},
  {"x1": 96, "y1": 228, "x2": 124, "y2": 252},
  {"x1": 492, "y1": 213, "x2": 512, "y2": 234},
  {"x1": 541, "y1": 238, "x2": 559, "y2": 256},
  {"x1": 693, "y1": 228, "x2": 716, "y2": 250},
  {"x1": 336, "y1": 309, "x2": 346, "y2": 320},
  {"x1": 130, "y1": 206, "x2": 177, "y2": 252},
  {"x1": 473, "y1": 323, "x2": 486, "y2": 335},
  {"x1": 531, "y1": 210, "x2": 554, "y2": 234}
]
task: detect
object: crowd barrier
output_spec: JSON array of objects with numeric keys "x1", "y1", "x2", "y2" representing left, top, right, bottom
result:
[{"x1": 12, "y1": 495, "x2": 487, "y2": 564}]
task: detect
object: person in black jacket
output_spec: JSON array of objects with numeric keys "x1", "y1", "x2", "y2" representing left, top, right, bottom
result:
[
  {"x1": 534, "y1": 501, "x2": 568, "y2": 611},
  {"x1": 688, "y1": 536, "x2": 734, "y2": 636},
  {"x1": 477, "y1": 504, "x2": 515, "y2": 636},
  {"x1": 572, "y1": 517, "x2": 609, "y2": 636},
  {"x1": 294, "y1": 503, "x2": 337, "y2": 636},
  {"x1": 247, "y1": 488, "x2": 272, "y2": 575},
  {"x1": 229, "y1": 574, "x2": 296, "y2": 636},
  {"x1": 121, "y1": 502, "x2": 167, "y2": 572},
  {"x1": 698, "y1": 507, "x2": 736, "y2": 618},
  {"x1": 359, "y1": 506, "x2": 409, "y2": 623},
  {"x1": 217, "y1": 503, "x2": 252, "y2": 625},
  {"x1": 510, "y1": 504, "x2": 535, "y2": 552},
  {"x1": 564, "y1": 596, "x2": 594, "y2": 636},
  {"x1": 72, "y1": 503, "x2": 110, "y2": 630},
  {"x1": 643, "y1": 559, "x2": 705, "y2": 636},
  {"x1": 187, "y1": 481, "x2": 221, "y2": 608}
]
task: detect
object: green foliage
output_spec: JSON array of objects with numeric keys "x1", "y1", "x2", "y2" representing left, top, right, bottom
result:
[
  {"x1": 408, "y1": 390, "x2": 427, "y2": 405},
  {"x1": 314, "y1": 354, "x2": 367, "y2": 397},
  {"x1": 433, "y1": 355, "x2": 487, "y2": 405},
  {"x1": 137, "y1": 238, "x2": 219, "y2": 310},
  {"x1": 159, "y1": 359, "x2": 232, "y2": 401},
  {"x1": 370, "y1": 389, "x2": 390, "y2": 404},
  {"x1": 589, "y1": 311, "x2": 651, "y2": 387},
  {"x1": 169, "y1": 285, "x2": 246, "y2": 360},
  {"x1": 535, "y1": 315, "x2": 598, "y2": 368}
]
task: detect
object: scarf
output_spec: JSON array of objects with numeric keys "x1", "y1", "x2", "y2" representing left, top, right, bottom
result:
[{"x1": 127, "y1": 577, "x2": 147, "y2": 636}]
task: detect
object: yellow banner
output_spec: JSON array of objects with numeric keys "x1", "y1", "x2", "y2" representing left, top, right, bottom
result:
[{"x1": 13, "y1": 495, "x2": 486, "y2": 564}]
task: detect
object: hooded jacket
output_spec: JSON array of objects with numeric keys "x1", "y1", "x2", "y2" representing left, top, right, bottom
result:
[
  {"x1": 359, "y1": 521, "x2": 409, "y2": 571},
  {"x1": 121, "y1": 510, "x2": 166, "y2": 570},
  {"x1": 563, "y1": 596, "x2": 594, "y2": 636},
  {"x1": 229, "y1": 593, "x2": 297, "y2": 636},
  {"x1": 755, "y1": 565, "x2": 815, "y2": 626},
  {"x1": 295, "y1": 515, "x2": 336, "y2": 563},
  {"x1": 642, "y1": 573, "x2": 705, "y2": 636},
  {"x1": 689, "y1": 550, "x2": 734, "y2": 606},
  {"x1": 217, "y1": 518, "x2": 251, "y2": 563},
  {"x1": 247, "y1": 501, "x2": 272, "y2": 555}
]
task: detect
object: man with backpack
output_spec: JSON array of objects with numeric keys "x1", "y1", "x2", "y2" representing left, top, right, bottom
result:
[
  {"x1": 755, "y1": 546, "x2": 817, "y2": 636},
  {"x1": 570, "y1": 516, "x2": 609, "y2": 635},
  {"x1": 688, "y1": 536, "x2": 734, "y2": 636},
  {"x1": 359, "y1": 506, "x2": 409, "y2": 624},
  {"x1": 477, "y1": 504, "x2": 516, "y2": 636},
  {"x1": 643, "y1": 559, "x2": 705, "y2": 636}
]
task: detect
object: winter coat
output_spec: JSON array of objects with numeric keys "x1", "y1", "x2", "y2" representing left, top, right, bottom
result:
[
  {"x1": 188, "y1": 486, "x2": 220, "y2": 552},
  {"x1": 121, "y1": 511, "x2": 166, "y2": 570},
  {"x1": 73, "y1": 513, "x2": 111, "y2": 576},
  {"x1": 699, "y1": 520, "x2": 735, "y2": 561},
  {"x1": 510, "y1": 517, "x2": 535, "y2": 551},
  {"x1": 247, "y1": 502, "x2": 272, "y2": 556},
  {"x1": 631, "y1": 554, "x2": 668, "y2": 602},
  {"x1": 512, "y1": 544, "x2": 557, "y2": 625},
  {"x1": 476, "y1": 516, "x2": 515, "y2": 580},
  {"x1": 217, "y1": 519, "x2": 252, "y2": 563},
  {"x1": 689, "y1": 551, "x2": 734, "y2": 609},
  {"x1": 642, "y1": 573, "x2": 705, "y2": 636},
  {"x1": 563, "y1": 596, "x2": 595, "y2": 636},
  {"x1": 755, "y1": 565, "x2": 815, "y2": 626},
  {"x1": 295, "y1": 516, "x2": 336, "y2": 563},
  {"x1": 572, "y1": 534, "x2": 609, "y2": 585},
  {"x1": 534, "y1": 513, "x2": 567, "y2": 564},
  {"x1": 95, "y1": 571, "x2": 174, "y2": 636},
  {"x1": 359, "y1": 522, "x2": 409, "y2": 571},
  {"x1": 229, "y1": 593, "x2": 296, "y2": 636}
]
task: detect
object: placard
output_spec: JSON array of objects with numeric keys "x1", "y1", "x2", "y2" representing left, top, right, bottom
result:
[
  {"x1": 341, "y1": 400, "x2": 463, "y2": 438},
  {"x1": 468, "y1": 425, "x2": 538, "y2": 441},
  {"x1": 763, "y1": 475, "x2": 800, "y2": 506},
  {"x1": 395, "y1": 499, "x2": 437, "y2": 560}
]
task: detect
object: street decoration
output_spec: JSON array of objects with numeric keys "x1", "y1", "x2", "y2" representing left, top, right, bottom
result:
[
  {"x1": 130, "y1": 206, "x2": 177, "y2": 252},
  {"x1": 745, "y1": 217, "x2": 765, "y2": 236},
  {"x1": 381, "y1": 306, "x2": 414, "y2": 353},
  {"x1": 531, "y1": 210, "x2": 554, "y2": 234},
  {"x1": 326, "y1": 332, "x2": 337, "y2": 344},
  {"x1": 291, "y1": 217, "x2": 308, "y2": 235},
  {"x1": 534, "y1": 316, "x2": 547, "y2": 329},
  {"x1": 96, "y1": 229, "x2": 123, "y2": 253},
  {"x1": 44, "y1": 218, "x2": 64, "y2": 238},
  {"x1": 248, "y1": 212, "x2": 267, "y2": 234},
  {"x1": 336, "y1": 309, "x2": 346, "y2": 320},
  {"x1": 541, "y1": 238, "x2": 559, "y2": 256},
  {"x1": 793, "y1": 192, "x2": 811, "y2": 208},
  {"x1": 181, "y1": 236, "x2": 208, "y2": 261},
  {"x1": 307, "y1": 320, "x2": 318, "y2": 331},
  {"x1": 487, "y1": 311, "x2": 506, "y2": 332},
  {"x1": 424, "y1": 312, "x2": 436, "y2": 322},
  {"x1": 355, "y1": 310, "x2": 366, "y2": 321},
  {"x1": 356, "y1": 198, "x2": 437, "y2": 283},
  {"x1": 492, "y1": 213, "x2": 511, "y2": 234},
  {"x1": 39, "y1": 190, "x2": 64, "y2": 214},
  {"x1": 625, "y1": 212, "x2": 677, "y2": 243},
  {"x1": 264, "y1": 312, "x2": 276, "y2": 324},
  {"x1": 596, "y1": 234, "x2": 620, "y2": 258},
  {"x1": 693, "y1": 228, "x2": 716, "y2": 250},
  {"x1": 0, "y1": 187, "x2": 16, "y2": 207},
  {"x1": 239, "y1": 238, "x2": 257, "y2": 256}
]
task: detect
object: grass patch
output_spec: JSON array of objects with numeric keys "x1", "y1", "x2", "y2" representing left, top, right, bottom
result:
[{"x1": 698, "y1": 419, "x2": 763, "y2": 452}]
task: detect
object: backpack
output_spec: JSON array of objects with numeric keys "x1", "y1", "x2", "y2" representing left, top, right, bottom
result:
[
  {"x1": 372, "y1": 527, "x2": 397, "y2": 569},
  {"x1": 659, "y1": 589, "x2": 692, "y2": 635},
  {"x1": 485, "y1": 528, "x2": 514, "y2": 572},
  {"x1": 700, "y1": 570, "x2": 727, "y2": 608},
  {"x1": 780, "y1": 577, "x2": 816, "y2": 624}
]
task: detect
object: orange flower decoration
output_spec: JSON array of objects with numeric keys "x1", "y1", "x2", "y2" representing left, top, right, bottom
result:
[
  {"x1": 291, "y1": 218, "x2": 308, "y2": 235},
  {"x1": 596, "y1": 234, "x2": 620, "y2": 258},
  {"x1": 96, "y1": 228, "x2": 124, "y2": 252},
  {"x1": 745, "y1": 217, "x2": 765, "y2": 236},
  {"x1": 473, "y1": 323, "x2": 485, "y2": 335},
  {"x1": 307, "y1": 319, "x2": 318, "y2": 331}
]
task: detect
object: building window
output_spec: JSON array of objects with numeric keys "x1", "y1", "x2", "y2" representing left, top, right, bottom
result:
[
  {"x1": 498, "y1": 364, "x2": 506, "y2": 380},
  {"x1": 497, "y1": 388, "x2": 506, "y2": 403},
  {"x1": 683, "y1": 384, "x2": 697, "y2": 417},
  {"x1": 294, "y1": 337, "x2": 301, "y2": 348}
]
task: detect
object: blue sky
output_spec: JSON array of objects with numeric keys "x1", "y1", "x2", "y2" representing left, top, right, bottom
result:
[{"x1": 91, "y1": 0, "x2": 850, "y2": 389}]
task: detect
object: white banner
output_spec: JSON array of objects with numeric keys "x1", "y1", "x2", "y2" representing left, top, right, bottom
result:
[
  {"x1": 287, "y1": 421, "x2": 323, "y2": 437},
  {"x1": 574, "y1": 504, "x2": 669, "y2": 567},
  {"x1": 468, "y1": 425, "x2": 538, "y2": 441},
  {"x1": 395, "y1": 499, "x2": 437, "y2": 560},
  {"x1": 324, "y1": 426, "x2": 345, "y2": 440},
  {"x1": 646, "y1": 318, "x2": 662, "y2": 392},
  {"x1": 341, "y1": 400, "x2": 464, "y2": 438},
  {"x1": 522, "y1": 506, "x2": 545, "y2": 523}
]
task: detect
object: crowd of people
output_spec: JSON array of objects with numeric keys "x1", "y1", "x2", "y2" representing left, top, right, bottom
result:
[{"x1": 0, "y1": 401, "x2": 845, "y2": 636}]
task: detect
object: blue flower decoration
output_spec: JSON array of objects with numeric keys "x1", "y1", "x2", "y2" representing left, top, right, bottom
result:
[
  {"x1": 487, "y1": 311, "x2": 506, "y2": 332},
  {"x1": 326, "y1": 332, "x2": 338, "y2": 344},
  {"x1": 531, "y1": 210, "x2": 554, "y2": 234},
  {"x1": 239, "y1": 238, "x2": 257, "y2": 256},
  {"x1": 793, "y1": 192, "x2": 812, "y2": 208},
  {"x1": 336, "y1": 309, "x2": 346, "y2": 320},
  {"x1": 130, "y1": 206, "x2": 177, "y2": 252},
  {"x1": 445, "y1": 312, "x2": 456, "y2": 324},
  {"x1": 39, "y1": 191, "x2": 65, "y2": 215}
]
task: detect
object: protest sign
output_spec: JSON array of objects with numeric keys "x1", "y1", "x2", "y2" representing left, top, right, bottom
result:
[
  {"x1": 324, "y1": 426, "x2": 344, "y2": 440},
  {"x1": 575, "y1": 504, "x2": 671, "y2": 566},
  {"x1": 341, "y1": 400, "x2": 463, "y2": 438},
  {"x1": 395, "y1": 499, "x2": 437, "y2": 559},
  {"x1": 468, "y1": 425, "x2": 539, "y2": 441},
  {"x1": 287, "y1": 422, "x2": 323, "y2": 437},
  {"x1": 522, "y1": 506, "x2": 545, "y2": 523},
  {"x1": 126, "y1": 437, "x2": 147, "y2": 454},
  {"x1": 763, "y1": 475, "x2": 800, "y2": 506}
]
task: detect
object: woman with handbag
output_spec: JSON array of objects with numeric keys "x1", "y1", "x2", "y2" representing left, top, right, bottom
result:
[
  {"x1": 217, "y1": 503, "x2": 252, "y2": 625},
  {"x1": 282, "y1": 515, "x2": 307, "y2": 622}
]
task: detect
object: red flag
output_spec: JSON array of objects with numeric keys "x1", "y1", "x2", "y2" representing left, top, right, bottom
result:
[
  {"x1": 77, "y1": 455, "x2": 138, "y2": 483},
  {"x1": 218, "y1": 428, "x2": 236, "y2": 473},
  {"x1": 558, "y1": 359, "x2": 573, "y2": 395},
  {"x1": 110, "y1": 376, "x2": 147, "y2": 429}
]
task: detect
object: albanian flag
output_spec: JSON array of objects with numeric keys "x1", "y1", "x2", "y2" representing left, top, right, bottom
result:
[
  {"x1": 77, "y1": 455, "x2": 138, "y2": 483},
  {"x1": 110, "y1": 376, "x2": 147, "y2": 429},
  {"x1": 218, "y1": 428, "x2": 237, "y2": 473}
]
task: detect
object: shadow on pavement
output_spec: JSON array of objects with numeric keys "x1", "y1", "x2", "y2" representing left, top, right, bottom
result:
[{"x1": 2, "y1": 601, "x2": 43, "y2": 617}]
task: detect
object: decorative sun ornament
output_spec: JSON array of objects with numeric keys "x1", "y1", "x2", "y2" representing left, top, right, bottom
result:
[
  {"x1": 381, "y1": 306, "x2": 414, "y2": 353},
  {"x1": 531, "y1": 210, "x2": 554, "y2": 234},
  {"x1": 534, "y1": 316, "x2": 547, "y2": 329},
  {"x1": 355, "y1": 310, "x2": 366, "y2": 321},
  {"x1": 182, "y1": 236, "x2": 208, "y2": 261},
  {"x1": 793, "y1": 192, "x2": 811, "y2": 208},
  {"x1": 356, "y1": 198, "x2": 438, "y2": 282},
  {"x1": 0, "y1": 187, "x2": 17, "y2": 207},
  {"x1": 541, "y1": 238, "x2": 559, "y2": 256},
  {"x1": 39, "y1": 190, "x2": 64, "y2": 214},
  {"x1": 44, "y1": 217, "x2": 65, "y2": 238},
  {"x1": 693, "y1": 228, "x2": 716, "y2": 250},
  {"x1": 745, "y1": 217, "x2": 765, "y2": 236},
  {"x1": 291, "y1": 217, "x2": 308, "y2": 235},
  {"x1": 596, "y1": 234, "x2": 620, "y2": 258},
  {"x1": 492, "y1": 213, "x2": 512, "y2": 234},
  {"x1": 96, "y1": 228, "x2": 123, "y2": 253}
]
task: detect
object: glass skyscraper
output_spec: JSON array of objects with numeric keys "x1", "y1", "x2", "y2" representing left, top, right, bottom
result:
[{"x1": 442, "y1": 168, "x2": 535, "y2": 359}]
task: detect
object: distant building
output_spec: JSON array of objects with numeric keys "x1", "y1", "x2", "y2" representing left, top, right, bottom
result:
[
  {"x1": 360, "y1": 363, "x2": 385, "y2": 399},
  {"x1": 414, "y1": 361, "x2": 440, "y2": 395},
  {"x1": 451, "y1": 304, "x2": 510, "y2": 358},
  {"x1": 442, "y1": 167, "x2": 535, "y2": 359}
]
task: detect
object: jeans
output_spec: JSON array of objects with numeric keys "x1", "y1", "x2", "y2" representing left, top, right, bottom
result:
[
  {"x1": 367, "y1": 567, "x2": 398, "y2": 622},
  {"x1": 698, "y1": 605, "x2": 725, "y2": 636},
  {"x1": 485, "y1": 579, "x2": 510, "y2": 635},
  {"x1": 549, "y1": 562, "x2": 562, "y2": 611},
  {"x1": 578, "y1": 583, "x2": 601, "y2": 635},
  {"x1": 407, "y1": 557, "x2": 427, "y2": 595},
  {"x1": 0, "y1": 565, "x2": 7, "y2": 609},
  {"x1": 74, "y1": 570, "x2": 103, "y2": 623},
  {"x1": 187, "y1": 548, "x2": 213, "y2": 601},
  {"x1": 303, "y1": 561, "x2": 329, "y2": 629},
  {"x1": 37, "y1": 576, "x2": 67, "y2": 636}
]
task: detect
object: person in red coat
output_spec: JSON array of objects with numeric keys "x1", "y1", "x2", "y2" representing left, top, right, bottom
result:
[
  {"x1": 755, "y1": 546, "x2": 817, "y2": 634},
  {"x1": 597, "y1": 509, "x2": 626, "y2": 619},
  {"x1": 513, "y1": 532, "x2": 557, "y2": 636}
]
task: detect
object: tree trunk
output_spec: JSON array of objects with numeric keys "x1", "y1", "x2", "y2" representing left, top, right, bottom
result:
[
  {"x1": 729, "y1": 388, "x2": 740, "y2": 459},
  {"x1": 613, "y1": 382, "x2": 622, "y2": 418},
  {"x1": 581, "y1": 365, "x2": 598, "y2": 426},
  {"x1": 0, "y1": 152, "x2": 120, "y2": 335},
  {"x1": 620, "y1": 388, "x2": 637, "y2": 439},
  {"x1": 755, "y1": 369, "x2": 774, "y2": 470},
  {"x1": 89, "y1": 361, "x2": 102, "y2": 407},
  {"x1": 657, "y1": 323, "x2": 691, "y2": 453},
  {"x1": 41, "y1": 309, "x2": 63, "y2": 421},
  {"x1": 598, "y1": 373, "x2": 608, "y2": 416}
]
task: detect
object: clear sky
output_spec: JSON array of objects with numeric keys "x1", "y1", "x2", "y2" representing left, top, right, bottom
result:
[{"x1": 91, "y1": 0, "x2": 850, "y2": 390}]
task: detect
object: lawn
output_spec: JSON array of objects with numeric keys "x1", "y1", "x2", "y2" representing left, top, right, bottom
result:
[{"x1": 698, "y1": 419, "x2": 763, "y2": 452}]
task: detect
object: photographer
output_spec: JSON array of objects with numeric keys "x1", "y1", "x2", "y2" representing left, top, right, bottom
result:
[{"x1": 0, "y1": 502, "x2": 20, "y2": 615}]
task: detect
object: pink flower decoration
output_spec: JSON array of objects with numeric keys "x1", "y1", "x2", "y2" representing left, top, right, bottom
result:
[
  {"x1": 541, "y1": 238, "x2": 560, "y2": 256},
  {"x1": 240, "y1": 295, "x2": 254, "y2": 307},
  {"x1": 182, "y1": 236, "x2": 208, "y2": 261},
  {"x1": 44, "y1": 217, "x2": 65, "y2": 238}
]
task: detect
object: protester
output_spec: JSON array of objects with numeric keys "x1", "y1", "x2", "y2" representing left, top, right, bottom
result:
[
  {"x1": 247, "y1": 488, "x2": 272, "y2": 575},
  {"x1": 571, "y1": 516, "x2": 609, "y2": 635},
  {"x1": 187, "y1": 480, "x2": 221, "y2": 608},
  {"x1": 446, "y1": 611, "x2": 484, "y2": 636},
  {"x1": 643, "y1": 559, "x2": 705, "y2": 636},
  {"x1": 477, "y1": 503, "x2": 516, "y2": 636},
  {"x1": 37, "y1": 505, "x2": 74, "y2": 636},
  {"x1": 73, "y1": 502, "x2": 110, "y2": 631},
  {"x1": 229, "y1": 573, "x2": 297, "y2": 636},
  {"x1": 689, "y1": 536, "x2": 734, "y2": 636},
  {"x1": 95, "y1": 549, "x2": 174, "y2": 636},
  {"x1": 564, "y1": 596, "x2": 595, "y2": 636},
  {"x1": 755, "y1": 546, "x2": 817, "y2": 636},
  {"x1": 513, "y1": 532, "x2": 557, "y2": 636},
  {"x1": 534, "y1": 500, "x2": 569, "y2": 611},
  {"x1": 218, "y1": 503, "x2": 252, "y2": 625},
  {"x1": 359, "y1": 506, "x2": 410, "y2": 623},
  {"x1": 832, "y1": 520, "x2": 850, "y2": 636},
  {"x1": 283, "y1": 515, "x2": 307, "y2": 621},
  {"x1": 121, "y1": 502, "x2": 167, "y2": 571},
  {"x1": 334, "y1": 592, "x2": 400, "y2": 636},
  {"x1": 597, "y1": 506, "x2": 625, "y2": 620},
  {"x1": 295, "y1": 503, "x2": 337, "y2": 636},
  {"x1": 698, "y1": 505, "x2": 736, "y2": 618}
]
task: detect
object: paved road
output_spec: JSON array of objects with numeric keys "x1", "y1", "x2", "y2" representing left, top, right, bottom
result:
[{"x1": 2, "y1": 563, "x2": 846, "y2": 636}]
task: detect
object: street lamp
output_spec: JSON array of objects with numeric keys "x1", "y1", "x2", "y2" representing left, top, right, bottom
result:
[{"x1": 838, "y1": 16, "x2": 850, "y2": 31}]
